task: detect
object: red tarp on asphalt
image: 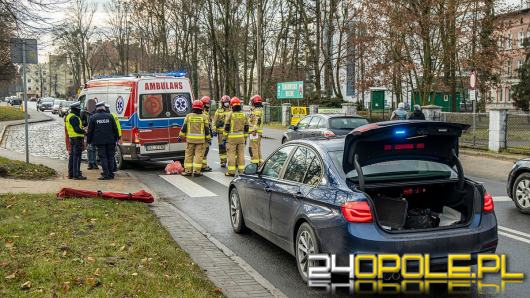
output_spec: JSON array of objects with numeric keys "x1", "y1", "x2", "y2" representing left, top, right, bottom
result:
[{"x1": 56, "y1": 188, "x2": 155, "y2": 203}]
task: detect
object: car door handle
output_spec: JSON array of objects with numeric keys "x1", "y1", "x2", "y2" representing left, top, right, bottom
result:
[{"x1": 264, "y1": 186, "x2": 272, "y2": 193}]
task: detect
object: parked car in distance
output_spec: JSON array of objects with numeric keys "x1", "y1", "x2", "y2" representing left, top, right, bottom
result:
[
  {"x1": 282, "y1": 114, "x2": 369, "y2": 144},
  {"x1": 52, "y1": 99, "x2": 66, "y2": 114},
  {"x1": 229, "y1": 121, "x2": 497, "y2": 282},
  {"x1": 58, "y1": 101, "x2": 73, "y2": 117},
  {"x1": 9, "y1": 97, "x2": 22, "y2": 106},
  {"x1": 507, "y1": 158, "x2": 530, "y2": 214},
  {"x1": 38, "y1": 98, "x2": 55, "y2": 112}
]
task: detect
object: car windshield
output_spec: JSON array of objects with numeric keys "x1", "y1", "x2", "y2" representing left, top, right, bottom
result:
[
  {"x1": 54, "y1": 100, "x2": 65, "y2": 105},
  {"x1": 329, "y1": 150, "x2": 456, "y2": 182},
  {"x1": 62, "y1": 102, "x2": 73, "y2": 107},
  {"x1": 329, "y1": 117, "x2": 368, "y2": 130}
]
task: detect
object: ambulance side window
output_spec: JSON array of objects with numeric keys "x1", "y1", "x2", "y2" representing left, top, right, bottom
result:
[
  {"x1": 140, "y1": 94, "x2": 165, "y2": 119},
  {"x1": 168, "y1": 93, "x2": 191, "y2": 117}
]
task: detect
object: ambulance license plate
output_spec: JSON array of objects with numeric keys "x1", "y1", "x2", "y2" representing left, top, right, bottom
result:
[{"x1": 145, "y1": 144, "x2": 166, "y2": 151}]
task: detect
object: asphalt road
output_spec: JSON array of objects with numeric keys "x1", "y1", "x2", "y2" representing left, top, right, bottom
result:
[{"x1": 11, "y1": 105, "x2": 530, "y2": 297}]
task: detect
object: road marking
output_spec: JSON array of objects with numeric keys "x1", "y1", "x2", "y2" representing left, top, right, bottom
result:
[
  {"x1": 498, "y1": 226, "x2": 530, "y2": 239},
  {"x1": 493, "y1": 196, "x2": 512, "y2": 202},
  {"x1": 203, "y1": 171, "x2": 233, "y2": 187},
  {"x1": 160, "y1": 175, "x2": 217, "y2": 197},
  {"x1": 498, "y1": 231, "x2": 530, "y2": 244},
  {"x1": 211, "y1": 148, "x2": 219, "y2": 152}
]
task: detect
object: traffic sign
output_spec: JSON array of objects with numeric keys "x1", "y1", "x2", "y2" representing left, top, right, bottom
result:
[
  {"x1": 290, "y1": 106, "x2": 307, "y2": 126},
  {"x1": 10, "y1": 38, "x2": 38, "y2": 64},
  {"x1": 469, "y1": 89, "x2": 476, "y2": 101},
  {"x1": 277, "y1": 81, "x2": 304, "y2": 99}
]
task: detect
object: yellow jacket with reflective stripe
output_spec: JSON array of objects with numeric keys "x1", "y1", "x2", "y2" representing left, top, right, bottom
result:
[
  {"x1": 179, "y1": 113, "x2": 210, "y2": 144},
  {"x1": 111, "y1": 113, "x2": 122, "y2": 137},
  {"x1": 249, "y1": 107, "x2": 264, "y2": 134},
  {"x1": 224, "y1": 111, "x2": 249, "y2": 144},
  {"x1": 65, "y1": 113, "x2": 84, "y2": 138},
  {"x1": 212, "y1": 107, "x2": 229, "y2": 132}
]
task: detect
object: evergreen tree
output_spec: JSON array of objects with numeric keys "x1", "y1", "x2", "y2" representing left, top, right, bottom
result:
[{"x1": 512, "y1": 41, "x2": 530, "y2": 111}]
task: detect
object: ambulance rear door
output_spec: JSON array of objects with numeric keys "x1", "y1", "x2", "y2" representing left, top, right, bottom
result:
[{"x1": 137, "y1": 79, "x2": 171, "y2": 155}]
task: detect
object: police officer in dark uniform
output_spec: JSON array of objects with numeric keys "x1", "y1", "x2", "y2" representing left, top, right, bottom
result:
[
  {"x1": 87, "y1": 101, "x2": 119, "y2": 180},
  {"x1": 65, "y1": 102, "x2": 86, "y2": 180}
]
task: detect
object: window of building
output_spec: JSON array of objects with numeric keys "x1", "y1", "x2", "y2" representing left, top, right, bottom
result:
[
  {"x1": 498, "y1": 88, "x2": 503, "y2": 102},
  {"x1": 27, "y1": 79, "x2": 31, "y2": 83},
  {"x1": 28, "y1": 87, "x2": 31, "y2": 91},
  {"x1": 519, "y1": 31, "x2": 524, "y2": 48},
  {"x1": 518, "y1": 60, "x2": 524, "y2": 71},
  {"x1": 505, "y1": 87, "x2": 511, "y2": 102},
  {"x1": 44, "y1": 87, "x2": 47, "y2": 91},
  {"x1": 507, "y1": 33, "x2": 513, "y2": 49},
  {"x1": 507, "y1": 60, "x2": 512, "y2": 76}
]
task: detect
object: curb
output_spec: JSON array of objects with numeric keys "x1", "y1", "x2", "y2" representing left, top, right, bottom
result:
[
  {"x1": 0, "y1": 112, "x2": 53, "y2": 145},
  {"x1": 129, "y1": 172, "x2": 286, "y2": 298},
  {"x1": 460, "y1": 148, "x2": 524, "y2": 163}
]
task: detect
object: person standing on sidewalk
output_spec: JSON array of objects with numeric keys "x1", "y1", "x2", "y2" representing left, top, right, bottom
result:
[
  {"x1": 390, "y1": 102, "x2": 408, "y2": 120},
  {"x1": 200, "y1": 96, "x2": 213, "y2": 172},
  {"x1": 248, "y1": 94, "x2": 264, "y2": 166},
  {"x1": 408, "y1": 105, "x2": 426, "y2": 120},
  {"x1": 65, "y1": 102, "x2": 86, "y2": 180},
  {"x1": 81, "y1": 106, "x2": 98, "y2": 170},
  {"x1": 212, "y1": 95, "x2": 231, "y2": 167},
  {"x1": 87, "y1": 101, "x2": 119, "y2": 180},
  {"x1": 178, "y1": 100, "x2": 211, "y2": 177},
  {"x1": 224, "y1": 97, "x2": 249, "y2": 176},
  {"x1": 105, "y1": 104, "x2": 122, "y2": 172}
]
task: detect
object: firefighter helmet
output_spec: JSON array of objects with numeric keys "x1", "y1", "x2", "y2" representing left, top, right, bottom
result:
[
  {"x1": 221, "y1": 95, "x2": 231, "y2": 103},
  {"x1": 192, "y1": 100, "x2": 204, "y2": 110},
  {"x1": 230, "y1": 97, "x2": 241, "y2": 107},
  {"x1": 250, "y1": 94, "x2": 262, "y2": 105},
  {"x1": 200, "y1": 96, "x2": 211, "y2": 106}
]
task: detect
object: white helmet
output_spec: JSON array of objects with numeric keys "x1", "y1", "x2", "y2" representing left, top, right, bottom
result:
[{"x1": 398, "y1": 102, "x2": 405, "y2": 109}]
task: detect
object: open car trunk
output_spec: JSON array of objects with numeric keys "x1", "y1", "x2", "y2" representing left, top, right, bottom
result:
[
  {"x1": 363, "y1": 180, "x2": 476, "y2": 231},
  {"x1": 343, "y1": 121, "x2": 475, "y2": 232}
]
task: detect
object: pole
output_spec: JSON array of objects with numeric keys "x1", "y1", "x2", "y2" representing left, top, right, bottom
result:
[
  {"x1": 22, "y1": 40, "x2": 29, "y2": 164},
  {"x1": 472, "y1": 94, "x2": 476, "y2": 146},
  {"x1": 256, "y1": 0, "x2": 262, "y2": 96}
]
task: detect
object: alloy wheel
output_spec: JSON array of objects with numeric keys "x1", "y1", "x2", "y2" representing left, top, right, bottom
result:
[
  {"x1": 297, "y1": 230, "x2": 316, "y2": 279},
  {"x1": 515, "y1": 179, "x2": 530, "y2": 208},
  {"x1": 230, "y1": 192, "x2": 240, "y2": 228}
]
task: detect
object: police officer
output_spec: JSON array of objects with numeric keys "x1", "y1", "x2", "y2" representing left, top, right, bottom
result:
[
  {"x1": 178, "y1": 100, "x2": 211, "y2": 176},
  {"x1": 200, "y1": 96, "x2": 213, "y2": 172},
  {"x1": 65, "y1": 102, "x2": 86, "y2": 180},
  {"x1": 248, "y1": 94, "x2": 264, "y2": 166},
  {"x1": 87, "y1": 101, "x2": 119, "y2": 180},
  {"x1": 212, "y1": 95, "x2": 231, "y2": 167},
  {"x1": 105, "y1": 104, "x2": 122, "y2": 172},
  {"x1": 224, "y1": 97, "x2": 249, "y2": 176}
]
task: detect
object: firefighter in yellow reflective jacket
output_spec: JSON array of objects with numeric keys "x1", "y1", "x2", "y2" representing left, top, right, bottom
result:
[
  {"x1": 248, "y1": 95, "x2": 264, "y2": 165},
  {"x1": 212, "y1": 95, "x2": 231, "y2": 167},
  {"x1": 224, "y1": 97, "x2": 249, "y2": 176},
  {"x1": 200, "y1": 96, "x2": 213, "y2": 172},
  {"x1": 178, "y1": 100, "x2": 211, "y2": 176}
]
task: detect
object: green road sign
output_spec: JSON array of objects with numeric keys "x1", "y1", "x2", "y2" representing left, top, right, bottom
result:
[{"x1": 277, "y1": 81, "x2": 304, "y2": 99}]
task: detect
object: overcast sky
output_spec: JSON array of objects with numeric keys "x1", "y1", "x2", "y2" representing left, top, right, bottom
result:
[{"x1": 35, "y1": 0, "x2": 526, "y2": 62}]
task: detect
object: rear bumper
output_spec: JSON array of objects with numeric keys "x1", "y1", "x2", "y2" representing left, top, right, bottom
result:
[
  {"x1": 119, "y1": 143, "x2": 185, "y2": 162},
  {"x1": 316, "y1": 213, "x2": 498, "y2": 268}
]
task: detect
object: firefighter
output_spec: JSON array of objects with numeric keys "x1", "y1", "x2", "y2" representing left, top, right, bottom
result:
[
  {"x1": 212, "y1": 95, "x2": 231, "y2": 167},
  {"x1": 224, "y1": 97, "x2": 249, "y2": 176},
  {"x1": 200, "y1": 96, "x2": 213, "y2": 172},
  {"x1": 248, "y1": 94, "x2": 264, "y2": 165},
  {"x1": 178, "y1": 100, "x2": 211, "y2": 176},
  {"x1": 65, "y1": 102, "x2": 86, "y2": 180},
  {"x1": 105, "y1": 104, "x2": 122, "y2": 172}
]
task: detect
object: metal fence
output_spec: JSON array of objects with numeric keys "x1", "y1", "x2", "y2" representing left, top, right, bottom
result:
[
  {"x1": 441, "y1": 112, "x2": 490, "y2": 149},
  {"x1": 505, "y1": 113, "x2": 530, "y2": 154},
  {"x1": 357, "y1": 109, "x2": 393, "y2": 123}
]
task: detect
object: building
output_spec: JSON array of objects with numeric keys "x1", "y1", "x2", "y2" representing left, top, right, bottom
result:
[
  {"x1": 488, "y1": 4, "x2": 530, "y2": 110},
  {"x1": 19, "y1": 54, "x2": 75, "y2": 99}
]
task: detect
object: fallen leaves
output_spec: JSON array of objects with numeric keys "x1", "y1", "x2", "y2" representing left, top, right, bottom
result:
[
  {"x1": 20, "y1": 281, "x2": 31, "y2": 290},
  {"x1": 5, "y1": 272, "x2": 16, "y2": 280},
  {"x1": 86, "y1": 256, "x2": 96, "y2": 263}
]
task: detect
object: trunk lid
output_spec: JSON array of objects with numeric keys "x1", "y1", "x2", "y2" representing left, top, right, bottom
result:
[{"x1": 342, "y1": 121, "x2": 470, "y2": 174}]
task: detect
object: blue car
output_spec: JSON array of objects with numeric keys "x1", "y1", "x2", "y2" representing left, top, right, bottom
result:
[{"x1": 229, "y1": 121, "x2": 498, "y2": 281}]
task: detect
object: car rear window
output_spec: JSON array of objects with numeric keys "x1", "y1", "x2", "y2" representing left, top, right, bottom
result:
[
  {"x1": 329, "y1": 150, "x2": 456, "y2": 182},
  {"x1": 329, "y1": 117, "x2": 368, "y2": 130}
]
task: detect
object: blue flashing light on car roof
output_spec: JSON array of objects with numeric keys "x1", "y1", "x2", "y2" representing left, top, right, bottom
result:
[
  {"x1": 164, "y1": 71, "x2": 187, "y2": 77},
  {"x1": 394, "y1": 129, "x2": 406, "y2": 136}
]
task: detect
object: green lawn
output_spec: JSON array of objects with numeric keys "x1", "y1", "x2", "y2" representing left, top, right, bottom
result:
[
  {"x1": 0, "y1": 194, "x2": 223, "y2": 297},
  {"x1": 0, "y1": 106, "x2": 25, "y2": 121},
  {"x1": 0, "y1": 157, "x2": 57, "y2": 180},
  {"x1": 265, "y1": 122, "x2": 288, "y2": 129}
]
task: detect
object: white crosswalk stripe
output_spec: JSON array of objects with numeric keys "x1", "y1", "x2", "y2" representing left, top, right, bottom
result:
[
  {"x1": 203, "y1": 171, "x2": 234, "y2": 187},
  {"x1": 160, "y1": 174, "x2": 217, "y2": 198},
  {"x1": 493, "y1": 196, "x2": 512, "y2": 202}
]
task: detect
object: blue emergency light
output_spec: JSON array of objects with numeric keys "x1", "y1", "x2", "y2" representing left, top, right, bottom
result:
[
  {"x1": 164, "y1": 71, "x2": 187, "y2": 77},
  {"x1": 394, "y1": 129, "x2": 406, "y2": 136}
]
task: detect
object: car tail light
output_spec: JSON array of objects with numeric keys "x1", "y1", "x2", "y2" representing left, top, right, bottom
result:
[
  {"x1": 323, "y1": 130, "x2": 335, "y2": 137},
  {"x1": 341, "y1": 201, "x2": 373, "y2": 223},
  {"x1": 483, "y1": 192, "x2": 494, "y2": 212},
  {"x1": 132, "y1": 127, "x2": 140, "y2": 144}
]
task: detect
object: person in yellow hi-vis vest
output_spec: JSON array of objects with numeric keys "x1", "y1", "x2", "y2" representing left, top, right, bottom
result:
[
  {"x1": 200, "y1": 96, "x2": 213, "y2": 172},
  {"x1": 224, "y1": 97, "x2": 249, "y2": 176},
  {"x1": 65, "y1": 102, "x2": 86, "y2": 180},
  {"x1": 212, "y1": 95, "x2": 231, "y2": 167},
  {"x1": 178, "y1": 100, "x2": 211, "y2": 177},
  {"x1": 248, "y1": 94, "x2": 264, "y2": 165}
]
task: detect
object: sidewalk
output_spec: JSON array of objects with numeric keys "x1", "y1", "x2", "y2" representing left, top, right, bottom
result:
[
  {"x1": 0, "y1": 104, "x2": 53, "y2": 145},
  {"x1": 263, "y1": 127, "x2": 285, "y2": 140}
]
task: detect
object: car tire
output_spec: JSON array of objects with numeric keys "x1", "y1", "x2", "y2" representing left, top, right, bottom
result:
[
  {"x1": 229, "y1": 188, "x2": 248, "y2": 233},
  {"x1": 512, "y1": 173, "x2": 530, "y2": 214},
  {"x1": 115, "y1": 146, "x2": 128, "y2": 170},
  {"x1": 281, "y1": 137, "x2": 287, "y2": 144},
  {"x1": 295, "y1": 222, "x2": 320, "y2": 282}
]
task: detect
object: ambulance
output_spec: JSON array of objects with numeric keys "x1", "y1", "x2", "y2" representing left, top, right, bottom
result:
[{"x1": 76, "y1": 74, "x2": 194, "y2": 169}]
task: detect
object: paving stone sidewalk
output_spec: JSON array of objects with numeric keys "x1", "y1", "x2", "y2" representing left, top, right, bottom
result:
[
  {"x1": 150, "y1": 198, "x2": 285, "y2": 298},
  {"x1": 0, "y1": 103, "x2": 53, "y2": 145}
]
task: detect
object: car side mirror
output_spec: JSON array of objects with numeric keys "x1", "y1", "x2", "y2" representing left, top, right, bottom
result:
[{"x1": 243, "y1": 163, "x2": 258, "y2": 175}]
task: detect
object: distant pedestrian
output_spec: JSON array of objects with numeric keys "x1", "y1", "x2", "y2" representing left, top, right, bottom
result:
[
  {"x1": 408, "y1": 105, "x2": 426, "y2": 120},
  {"x1": 65, "y1": 102, "x2": 86, "y2": 180},
  {"x1": 390, "y1": 102, "x2": 408, "y2": 120},
  {"x1": 87, "y1": 101, "x2": 119, "y2": 180},
  {"x1": 105, "y1": 104, "x2": 122, "y2": 172},
  {"x1": 82, "y1": 106, "x2": 98, "y2": 170}
]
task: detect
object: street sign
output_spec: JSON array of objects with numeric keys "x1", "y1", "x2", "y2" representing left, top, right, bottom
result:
[
  {"x1": 10, "y1": 38, "x2": 38, "y2": 64},
  {"x1": 318, "y1": 108, "x2": 342, "y2": 114},
  {"x1": 290, "y1": 106, "x2": 307, "y2": 126},
  {"x1": 470, "y1": 71, "x2": 476, "y2": 90},
  {"x1": 469, "y1": 89, "x2": 477, "y2": 101},
  {"x1": 277, "y1": 81, "x2": 304, "y2": 99}
]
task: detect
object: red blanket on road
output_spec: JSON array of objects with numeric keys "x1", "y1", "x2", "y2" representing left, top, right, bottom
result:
[{"x1": 56, "y1": 188, "x2": 154, "y2": 203}]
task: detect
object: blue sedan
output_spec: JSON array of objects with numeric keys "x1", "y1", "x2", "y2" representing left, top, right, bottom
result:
[{"x1": 228, "y1": 121, "x2": 498, "y2": 281}]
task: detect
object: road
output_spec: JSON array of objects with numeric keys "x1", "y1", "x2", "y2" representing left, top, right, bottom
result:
[{"x1": 6, "y1": 104, "x2": 530, "y2": 297}]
